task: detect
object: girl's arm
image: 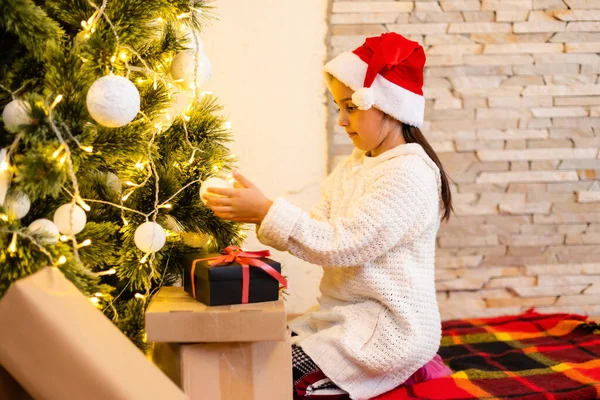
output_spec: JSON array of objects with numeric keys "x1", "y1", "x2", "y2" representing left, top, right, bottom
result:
[{"x1": 257, "y1": 157, "x2": 438, "y2": 267}]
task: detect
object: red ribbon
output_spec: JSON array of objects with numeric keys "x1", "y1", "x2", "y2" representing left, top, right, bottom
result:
[{"x1": 190, "y1": 246, "x2": 287, "y2": 304}]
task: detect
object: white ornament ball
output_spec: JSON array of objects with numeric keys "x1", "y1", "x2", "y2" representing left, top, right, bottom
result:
[
  {"x1": 171, "y1": 50, "x2": 212, "y2": 88},
  {"x1": 200, "y1": 177, "x2": 233, "y2": 205},
  {"x1": 53, "y1": 203, "x2": 87, "y2": 235},
  {"x1": 134, "y1": 221, "x2": 166, "y2": 253},
  {"x1": 86, "y1": 75, "x2": 141, "y2": 128},
  {"x1": 4, "y1": 190, "x2": 30, "y2": 219},
  {"x1": 28, "y1": 219, "x2": 60, "y2": 244},
  {"x1": 0, "y1": 148, "x2": 12, "y2": 206},
  {"x1": 2, "y1": 100, "x2": 32, "y2": 133}
]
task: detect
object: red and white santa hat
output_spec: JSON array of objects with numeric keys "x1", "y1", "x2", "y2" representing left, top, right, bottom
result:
[{"x1": 324, "y1": 32, "x2": 426, "y2": 129}]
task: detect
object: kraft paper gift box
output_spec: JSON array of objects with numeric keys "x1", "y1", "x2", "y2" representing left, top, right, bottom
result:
[
  {"x1": 146, "y1": 286, "x2": 292, "y2": 400},
  {"x1": 0, "y1": 267, "x2": 187, "y2": 400}
]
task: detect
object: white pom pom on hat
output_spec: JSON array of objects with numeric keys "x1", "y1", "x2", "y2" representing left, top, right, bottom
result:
[{"x1": 324, "y1": 32, "x2": 426, "y2": 129}]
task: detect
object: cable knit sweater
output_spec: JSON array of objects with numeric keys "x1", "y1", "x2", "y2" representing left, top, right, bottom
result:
[{"x1": 257, "y1": 143, "x2": 442, "y2": 400}]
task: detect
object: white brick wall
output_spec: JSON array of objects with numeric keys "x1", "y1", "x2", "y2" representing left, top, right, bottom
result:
[{"x1": 328, "y1": 0, "x2": 600, "y2": 320}]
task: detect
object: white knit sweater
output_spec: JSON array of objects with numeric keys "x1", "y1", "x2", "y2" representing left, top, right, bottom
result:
[{"x1": 257, "y1": 143, "x2": 442, "y2": 400}]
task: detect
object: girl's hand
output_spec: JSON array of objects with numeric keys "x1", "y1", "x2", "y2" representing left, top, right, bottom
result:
[{"x1": 203, "y1": 171, "x2": 273, "y2": 224}]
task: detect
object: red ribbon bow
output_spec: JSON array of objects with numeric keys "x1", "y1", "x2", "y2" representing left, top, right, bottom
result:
[{"x1": 190, "y1": 246, "x2": 287, "y2": 304}]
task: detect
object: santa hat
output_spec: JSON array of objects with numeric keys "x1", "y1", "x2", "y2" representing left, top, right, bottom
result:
[{"x1": 324, "y1": 32, "x2": 426, "y2": 129}]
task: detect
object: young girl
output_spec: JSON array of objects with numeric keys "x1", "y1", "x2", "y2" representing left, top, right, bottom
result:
[{"x1": 204, "y1": 32, "x2": 453, "y2": 400}]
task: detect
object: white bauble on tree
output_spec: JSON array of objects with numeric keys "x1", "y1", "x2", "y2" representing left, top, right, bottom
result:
[
  {"x1": 86, "y1": 75, "x2": 141, "y2": 128},
  {"x1": 171, "y1": 50, "x2": 212, "y2": 88},
  {"x1": 53, "y1": 203, "x2": 87, "y2": 235},
  {"x1": 2, "y1": 100, "x2": 32, "y2": 133},
  {"x1": 199, "y1": 177, "x2": 233, "y2": 205},
  {"x1": 28, "y1": 219, "x2": 60, "y2": 244},
  {"x1": 134, "y1": 221, "x2": 166, "y2": 253},
  {"x1": 4, "y1": 190, "x2": 30, "y2": 219}
]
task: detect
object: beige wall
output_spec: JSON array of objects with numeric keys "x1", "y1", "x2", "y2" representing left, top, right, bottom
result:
[
  {"x1": 329, "y1": 0, "x2": 600, "y2": 320},
  {"x1": 202, "y1": 0, "x2": 329, "y2": 314}
]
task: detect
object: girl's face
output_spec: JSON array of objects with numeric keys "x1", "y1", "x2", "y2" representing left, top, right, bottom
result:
[{"x1": 330, "y1": 78, "x2": 405, "y2": 157}]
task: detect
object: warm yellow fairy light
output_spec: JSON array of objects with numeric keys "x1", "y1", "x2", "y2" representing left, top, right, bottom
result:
[
  {"x1": 122, "y1": 191, "x2": 133, "y2": 201},
  {"x1": 122, "y1": 217, "x2": 129, "y2": 226},
  {"x1": 139, "y1": 254, "x2": 148, "y2": 264},
  {"x1": 82, "y1": 146, "x2": 93, "y2": 153},
  {"x1": 90, "y1": 297, "x2": 100, "y2": 304},
  {"x1": 110, "y1": 55, "x2": 117, "y2": 63},
  {"x1": 97, "y1": 268, "x2": 116, "y2": 276},
  {"x1": 75, "y1": 196, "x2": 91, "y2": 212},
  {"x1": 125, "y1": 181, "x2": 137, "y2": 187},
  {"x1": 7, "y1": 233, "x2": 17, "y2": 253},
  {"x1": 160, "y1": 204, "x2": 172, "y2": 209},
  {"x1": 95, "y1": 292, "x2": 104, "y2": 297},
  {"x1": 60, "y1": 235, "x2": 69, "y2": 242},
  {"x1": 119, "y1": 51, "x2": 127, "y2": 61},
  {"x1": 78, "y1": 239, "x2": 92, "y2": 248},
  {"x1": 50, "y1": 94, "x2": 63, "y2": 109},
  {"x1": 52, "y1": 144, "x2": 65, "y2": 159},
  {"x1": 58, "y1": 155, "x2": 67, "y2": 165},
  {"x1": 135, "y1": 161, "x2": 146, "y2": 170},
  {"x1": 0, "y1": 161, "x2": 9, "y2": 171},
  {"x1": 135, "y1": 293, "x2": 145, "y2": 299},
  {"x1": 176, "y1": 12, "x2": 189, "y2": 19},
  {"x1": 58, "y1": 255, "x2": 67, "y2": 264},
  {"x1": 0, "y1": 214, "x2": 8, "y2": 221},
  {"x1": 137, "y1": 78, "x2": 146, "y2": 84},
  {"x1": 80, "y1": 57, "x2": 89, "y2": 63}
]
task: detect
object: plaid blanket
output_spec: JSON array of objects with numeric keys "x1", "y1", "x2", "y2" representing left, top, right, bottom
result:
[{"x1": 377, "y1": 309, "x2": 600, "y2": 400}]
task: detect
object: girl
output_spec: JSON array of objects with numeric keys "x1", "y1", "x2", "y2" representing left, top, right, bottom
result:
[{"x1": 204, "y1": 32, "x2": 453, "y2": 400}]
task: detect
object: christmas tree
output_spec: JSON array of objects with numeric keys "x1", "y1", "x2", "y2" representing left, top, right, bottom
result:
[{"x1": 0, "y1": 0, "x2": 244, "y2": 348}]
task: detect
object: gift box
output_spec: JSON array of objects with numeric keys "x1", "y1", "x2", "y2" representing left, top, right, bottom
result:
[
  {"x1": 145, "y1": 286, "x2": 287, "y2": 342},
  {"x1": 146, "y1": 286, "x2": 293, "y2": 400},
  {"x1": 150, "y1": 335, "x2": 292, "y2": 400},
  {"x1": 183, "y1": 246, "x2": 286, "y2": 306},
  {"x1": 0, "y1": 267, "x2": 187, "y2": 400}
]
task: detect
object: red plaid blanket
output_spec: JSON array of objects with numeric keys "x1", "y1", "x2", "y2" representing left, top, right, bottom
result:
[{"x1": 377, "y1": 309, "x2": 600, "y2": 400}]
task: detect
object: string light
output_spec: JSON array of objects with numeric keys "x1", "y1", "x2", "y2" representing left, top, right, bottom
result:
[
  {"x1": 0, "y1": 214, "x2": 7, "y2": 221},
  {"x1": 52, "y1": 144, "x2": 66, "y2": 159},
  {"x1": 135, "y1": 161, "x2": 146, "y2": 170},
  {"x1": 159, "y1": 204, "x2": 172, "y2": 209},
  {"x1": 94, "y1": 292, "x2": 104, "y2": 297},
  {"x1": 50, "y1": 94, "x2": 63, "y2": 110},
  {"x1": 110, "y1": 55, "x2": 117, "y2": 63},
  {"x1": 134, "y1": 293, "x2": 145, "y2": 299},
  {"x1": 77, "y1": 239, "x2": 92, "y2": 248},
  {"x1": 90, "y1": 297, "x2": 100, "y2": 304},
  {"x1": 0, "y1": 161, "x2": 9, "y2": 171},
  {"x1": 58, "y1": 154, "x2": 67, "y2": 166},
  {"x1": 139, "y1": 254, "x2": 148, "y2": 264},
  {"x1": 97, "y1": 268, "x2": 116, "y2": 276},
  {"x1": 60, "y1": 235, "x2": 70, "y2": 242},
  {"x1": 223, "y1": 121, "x2": 232, "y2": 130},
  {"x1": 119, "y1": 51, "x2": 127, "y2": 61},
  {"x1": 122, "y1": 191, "x2": 133, "y2": 201},
  {"x1": 58, "y1": 255, "x2": 67, "y2": 264},
  {"x1": 81, "y1": 146, "x2": 93, "y2": 153},
  {"x1": 7, "y1": 233, "x2": 17, "y2": 253}
]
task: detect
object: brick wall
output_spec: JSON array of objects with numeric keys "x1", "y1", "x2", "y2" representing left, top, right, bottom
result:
[{"x1": 328, "y1": 0, "x2": 600, "y2": 320}]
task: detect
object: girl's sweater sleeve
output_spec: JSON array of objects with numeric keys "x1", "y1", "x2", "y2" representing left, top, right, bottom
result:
[{"x1": 257, "y1": 156, "x2": 438, "y2": 266}]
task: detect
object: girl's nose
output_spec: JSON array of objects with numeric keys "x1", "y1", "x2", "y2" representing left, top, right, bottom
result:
[{"x1": 338, "y1": 114, "x2": 349, "y2": 127}]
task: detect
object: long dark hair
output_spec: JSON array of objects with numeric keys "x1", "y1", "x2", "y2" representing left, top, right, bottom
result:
[{"x1": 401, "y1": 123, "x2": 454, "y2": 222}]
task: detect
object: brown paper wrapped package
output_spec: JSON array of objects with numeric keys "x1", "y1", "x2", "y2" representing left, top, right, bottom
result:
[
  {"x1": 0, "y1": 267, "x2": 188, "y2": 400},
  {"x1": 151, "y1": 335, "x2": 292, "y2": 400},
  {"x1": 146, "y1": 287, "x2": 287, "y2": 343}
]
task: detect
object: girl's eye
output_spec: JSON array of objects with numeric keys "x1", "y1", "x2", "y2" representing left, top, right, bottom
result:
[
  {"x1": 346, "y1": 106, "x2": 356, "y2": 112},
  {"x1": 335, "y1": 108, "x2": 340, "y2": 113}
]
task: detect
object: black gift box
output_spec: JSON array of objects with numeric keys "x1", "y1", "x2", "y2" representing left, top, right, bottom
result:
[{"x1": 183, "y1": 253, "x2": 282, "y2": 306}]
